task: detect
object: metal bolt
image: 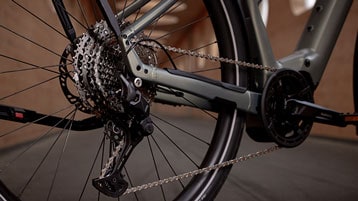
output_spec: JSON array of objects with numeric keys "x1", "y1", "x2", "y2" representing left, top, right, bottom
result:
[
  {"x1": 304, "y1": 59, "x2": 311, "y2": 67},
  {"x1": 315, "y1": 5, "x2": 323, "y2": 12},
  {"x1": 144, "y1": 123, "x2": 154, "y2": 135},
  {"x1": 307, "y1": 25, "x2": 314, "y2": 32},
  {"x1": 134, "y1": 78, "x2": 142, "y2": 88}
]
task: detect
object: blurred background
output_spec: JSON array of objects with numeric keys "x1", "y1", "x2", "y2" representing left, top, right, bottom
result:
[{"x1": 0, "y1": 0, "x2": 357, "y2": 201}]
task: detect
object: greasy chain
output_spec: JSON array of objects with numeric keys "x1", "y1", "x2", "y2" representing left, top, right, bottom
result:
[{"x1": 114, "y1": 41, "x2": 280, "y2": 195}]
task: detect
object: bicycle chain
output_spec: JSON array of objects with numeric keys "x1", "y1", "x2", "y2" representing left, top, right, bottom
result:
[
  {"x1": 123, "y1": 145, "x2": 281, "y2": 195},
  {"x1": 100, "y1": 142, "x2": 124, "y2": 179},
  {"x1": 99, "y1": 41, "x2": 280, "y2": 195},
  {"x1": 137, "y1": 41, "x2": 277, "y2": 72}
]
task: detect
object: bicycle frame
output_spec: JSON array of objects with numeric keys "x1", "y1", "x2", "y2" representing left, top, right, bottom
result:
[
  {"x1": 278, "y1": 0, "x2": 352, "y2": 86},
  {"x1": 117, "y1": 0, "x2": 263, "y2": 114},
  {"x1": 0, "y1": 0, "x2": 353, "y2": 130},
  {"x1": 121, "y1": 0, "x2": 353, "y2": 114}
]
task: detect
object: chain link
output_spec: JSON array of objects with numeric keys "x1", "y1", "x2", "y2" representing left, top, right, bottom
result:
[
  {"x1": 138, "y1": 41, "x2": 277, "y2": 72},
  {"x1": 99, "y1": 142, "x2": 123, "y2": 179},
  {"x1": 123, "y1": 145, "x2": 281, "y2": 195}
]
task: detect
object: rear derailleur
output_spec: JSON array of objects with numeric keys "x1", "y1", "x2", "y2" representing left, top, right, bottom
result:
[
  {"x1": 90, "y1": 78, "x2": 155, "y2": 197},
  {"x1": 92, "y1": 111, "x2": 153, "y2": 197}
]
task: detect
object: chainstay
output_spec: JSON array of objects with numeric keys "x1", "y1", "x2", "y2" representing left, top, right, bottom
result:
[
  {"x1": 123, "y1": 145, "x2": 281, "y2": 195},
  {"x1": 118, "y1": 41, "x2": 280, "y2": 195},
  {"x1": 137, "y1": 41, "x2": 277, "y2": 72},
  {"x1": 98, "y1": 40, "x2": 279, "y2": 195}
]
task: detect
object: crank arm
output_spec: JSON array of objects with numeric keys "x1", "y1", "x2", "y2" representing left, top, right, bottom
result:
[
  {"x1": 287, "y1": 99, "x2": 358, "y2": 128},
  {"x1": 0, "y1": 104, "x2": 102, "y2": 131}
]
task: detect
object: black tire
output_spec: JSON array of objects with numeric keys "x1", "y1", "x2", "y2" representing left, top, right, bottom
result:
[
  {"x1": 0, "y1": 1, "x2": 250, "y2": 200},
  {"x1": 175, "y1": 1, "x2": 249, "y2": 200}
]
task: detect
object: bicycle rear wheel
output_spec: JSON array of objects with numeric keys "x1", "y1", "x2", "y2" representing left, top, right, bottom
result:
[{"x1": 0, "y1": 0, "x2": 249, "y2": 200}]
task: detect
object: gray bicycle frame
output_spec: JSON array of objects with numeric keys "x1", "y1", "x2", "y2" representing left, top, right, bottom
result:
[{"x1": 119, "y1": 0, "x2": 352, "y2": 115}]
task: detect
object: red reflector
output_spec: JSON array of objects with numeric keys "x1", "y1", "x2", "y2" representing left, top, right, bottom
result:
[
  {"x1": 15, "y1": 112, "x2": 24, "y2": 119},
  {"x1": 345, "y1": 115, "x2": 358, "y2": 122}
]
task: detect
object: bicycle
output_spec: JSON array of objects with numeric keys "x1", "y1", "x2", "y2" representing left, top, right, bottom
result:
[{"x1": 0, "y1": 0, "x2": 356, "y2": 200}]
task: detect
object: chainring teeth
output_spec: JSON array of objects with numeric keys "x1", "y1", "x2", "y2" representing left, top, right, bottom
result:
[{"x1": 261, "y1": 69, "x2": 314, "y2": 148}]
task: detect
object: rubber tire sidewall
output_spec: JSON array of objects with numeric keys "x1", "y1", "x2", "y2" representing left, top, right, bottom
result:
[{"x1": 175, "y1": 0, "x2": 250, "y2": 200}]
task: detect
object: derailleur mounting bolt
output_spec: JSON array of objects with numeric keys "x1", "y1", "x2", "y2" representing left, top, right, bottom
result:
[{"x1": 134, "y1": 78, "x2": 142, "y2": 88}]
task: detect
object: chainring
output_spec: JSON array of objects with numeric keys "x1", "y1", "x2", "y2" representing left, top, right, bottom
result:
[{"x1": 261, "y1": 69, "x2": 314, "y2": 148}]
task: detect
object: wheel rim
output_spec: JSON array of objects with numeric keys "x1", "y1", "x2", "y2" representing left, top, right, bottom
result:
[{"x1": 0, "y1": 1, "x2": 244, "y2": 200}]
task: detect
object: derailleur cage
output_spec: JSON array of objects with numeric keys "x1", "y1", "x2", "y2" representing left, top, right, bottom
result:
[
  {"x1": 93, "y1": 114, "x2": 153, "y2": 197},
  {"x1": 93, "y1": 171, "x2": 129, "y2": 197}
]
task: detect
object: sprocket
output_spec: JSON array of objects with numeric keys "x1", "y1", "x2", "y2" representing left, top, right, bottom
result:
[
  {"x1": 261, "y1": 69, "x2": 314, "y2": 148},
  {"x1": 69, "y1": 20, "x2": 157, "y2": 115}
]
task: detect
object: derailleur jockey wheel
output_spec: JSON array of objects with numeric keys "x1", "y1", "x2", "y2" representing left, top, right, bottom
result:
[{"x1": 261, "y1": 69, "x2": 314, "y2": 148}]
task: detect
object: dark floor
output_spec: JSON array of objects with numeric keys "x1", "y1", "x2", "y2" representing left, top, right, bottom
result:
[
  {"x1": 1, "y1": 118, "x2": 358, "y2": 201},
  {"x1": 217, "y1": 134, "x2": 358, "y2": 201}
]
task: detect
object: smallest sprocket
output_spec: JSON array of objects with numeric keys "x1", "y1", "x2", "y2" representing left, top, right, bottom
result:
[{"x1": 261, "y1": 69, "x2": 314, "y2": 148}]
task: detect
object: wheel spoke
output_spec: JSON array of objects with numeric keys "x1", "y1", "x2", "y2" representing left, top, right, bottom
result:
[
  {"x1": 46, "y1": 109, "x2": 77, "y2": 201},
  {"x1": 153, "y1": 122, "x2": 199, "y2": 168},
  {"x1": 146, "y1": 1, "x2": 186, "y2": 38},
  {"x1": 0, "y1": 75, "x2": 59, "y2": 101},
  {"x1": 124, "y1": 167, "x2": 139, "y2": 201},
  {"x1": 147, "y1": 137, "x2": 166, "y2": 201},
  {"x1": 118, "y1": 0, "x2": 129, "y2": 22},
  {"x1": 155, "y1": 16, "x2": 209, "y2": 41},
  {"x1": 0, "y1": 65, "x2": 59, "y2": 75},
  {"x1": 76, "y1": 0, "x2": 90, "y2": 28},
  {"x1": 52, "y1": 0, "x2": 88, "y2": 30},
  {"x1": 149, "y1": 135, "x2": 185, "y2": 188},
  {"x1": 0, "y1": 54, "x2": 61, "y2": 75},
  {"x1": 0, "y1": 105, "x2": 74, "y2": 138},
  {"x1": 78, "y1": 135, "x2": 106, "y2": 201},
  {"x1": 97, "y1": 133, "x2": 106, "y2": 201},
  {"x1": 18, "y1": 109, "x2": 77, "y2": 198},
  {"x1": 151, "y1": 114, "x2": 209, "y2": 146},
  {"x1": 0, "y1": 25, "x2": 70, "y2": 61},
  {"x1": 10, "y1": 0, "x2": 67, "y2": 39}
]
